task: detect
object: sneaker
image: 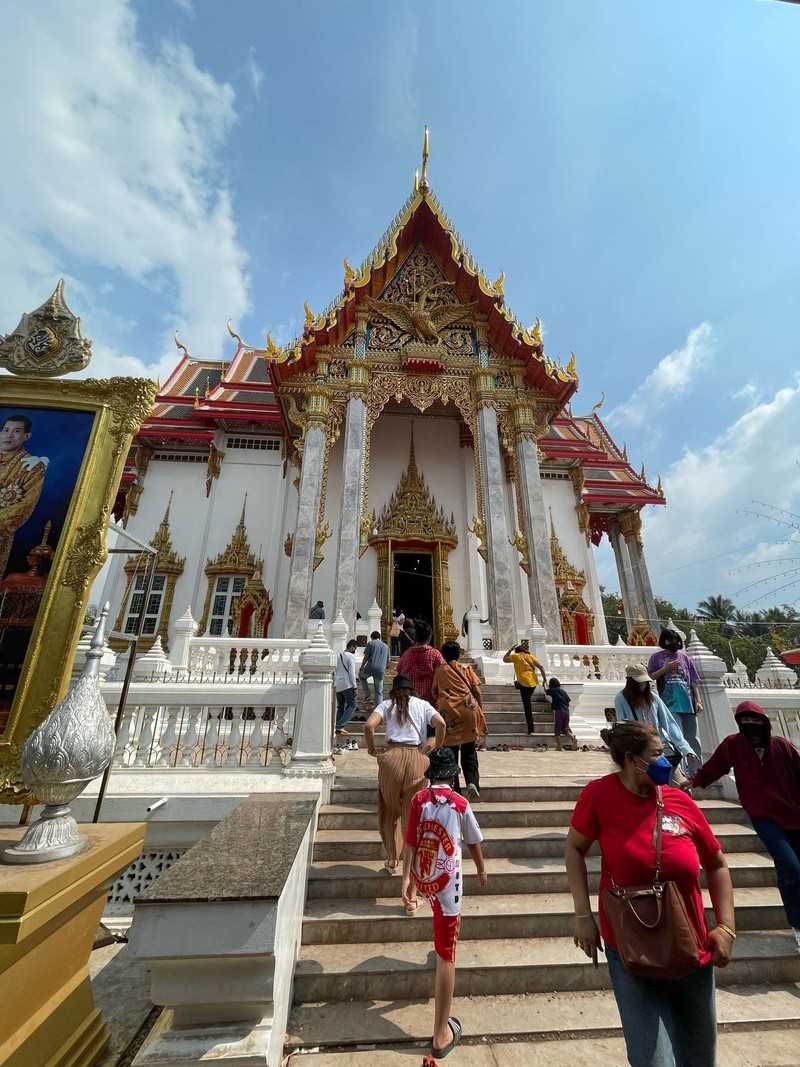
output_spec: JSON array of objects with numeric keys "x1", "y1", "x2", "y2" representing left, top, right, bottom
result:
[
  {"x1": 348, "y1": 739, "x2": 359, "y2": 751},
  {"x1": 466, "y1": 783, "x2": 480, "y2": 803},
  {"x1": 793, "y1": 928, "x2": 800, "y2": 954}
]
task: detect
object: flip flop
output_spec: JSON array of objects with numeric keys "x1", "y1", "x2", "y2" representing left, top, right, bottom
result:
[{"x1": 432, "y1": 1017, "x2": 462, "y2": 1058}]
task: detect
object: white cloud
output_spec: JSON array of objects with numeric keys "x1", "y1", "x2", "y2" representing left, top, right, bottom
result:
[
  {"x1": 0, "y1": 2, "x2": 249, "y2": 381},
  {"x1": 608, "y1": 322, "x2": 715, "y2": 428},
  {"x1": 642, "y1": 374, "x2": 800, "y2": 609},
  {"x1": 730, "y1": 381, "x2": 760, "y2": 403},
  {"x1": 245, "y1": 46, "x2": 265, "y2": 99}
]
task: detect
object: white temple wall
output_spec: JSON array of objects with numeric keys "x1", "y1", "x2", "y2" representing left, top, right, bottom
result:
[
  {"x1": 541, "y1": 475, "x2": 606, "y2": 643},
  {"x1": 360, "y1": 412, "x2": 471, "y2": 630}
]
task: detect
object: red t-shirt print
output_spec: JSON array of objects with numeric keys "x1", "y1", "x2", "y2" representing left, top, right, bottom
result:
[{"x1": 570, "y1": 774, "x2": 721, "y2": 966}]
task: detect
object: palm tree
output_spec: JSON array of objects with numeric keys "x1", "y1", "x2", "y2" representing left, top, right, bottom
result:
[{"x1": 696, "y1": 595, "x2": 737, "y2": 623}]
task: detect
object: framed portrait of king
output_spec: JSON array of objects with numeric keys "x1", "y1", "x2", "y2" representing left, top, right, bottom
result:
[{"x1": 0, "y1": 375, "x2": 156, "y2": 802}]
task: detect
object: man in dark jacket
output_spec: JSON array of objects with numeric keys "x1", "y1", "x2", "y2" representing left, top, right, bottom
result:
[{"x1": 692, "y1": 700, "x2": 800, "y2": 951}]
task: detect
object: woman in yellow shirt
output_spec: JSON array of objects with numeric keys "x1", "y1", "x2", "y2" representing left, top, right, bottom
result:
[{"x1": 503, "y1": 644, "x2": 547, "y2": 735}]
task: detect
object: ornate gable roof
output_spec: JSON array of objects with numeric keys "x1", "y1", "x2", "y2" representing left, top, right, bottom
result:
[
  {"x1": 270, "y1": 133, "x2": 578, "y2": 402},
  {"x1": 370, "y1": 433, "x2": 457, "y2": 545}
]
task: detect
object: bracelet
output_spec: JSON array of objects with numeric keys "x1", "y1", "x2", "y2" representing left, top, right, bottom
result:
[{"x1": 717, "y1": 923, "x2": 736, "y2": 940}]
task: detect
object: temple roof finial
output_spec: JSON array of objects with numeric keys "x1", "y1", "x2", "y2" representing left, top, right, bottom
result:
[{"x1": 420, "y1": 126, "x2": 430, "y2": 192}]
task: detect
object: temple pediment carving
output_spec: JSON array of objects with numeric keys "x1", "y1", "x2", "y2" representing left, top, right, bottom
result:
[{"x1": 370, "y1": 433, "x2": 457, "y2": 546}]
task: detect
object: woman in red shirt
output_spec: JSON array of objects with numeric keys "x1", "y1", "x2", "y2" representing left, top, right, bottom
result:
[{"x1": 565, "y1": 721, "x2": 735, "y2": 1067}]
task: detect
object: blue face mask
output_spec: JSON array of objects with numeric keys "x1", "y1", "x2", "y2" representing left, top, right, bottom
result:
[{"x1": 639, "y1": 755, "x2": 672, "y2": 786}]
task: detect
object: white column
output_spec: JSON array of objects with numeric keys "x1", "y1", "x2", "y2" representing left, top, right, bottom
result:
[
  {"x1": 284, "y1": 395, "x2": 329, "y2": 638},
  {"x1": 332, "y1": 396, "x2": 367, "y2": 633},
  {"x1": 620, "y1": 510, "x2": 658, "y2": 630},
  {"x1": 511, "y1": 403, "x2": 561, "y2": 643},
  {"x1": 685, "y1": 629, "x2": 738, "y2": 799},
  {"x1": 462, "y1": 445, "x2": 488, "y2": 617},
  {"x1": 475, "y1": 400, "x2": 517, "y2": 648},
  {"x1": 583, "y1": 536, "x2": 609, "y2": 645},
  {"x1": 609, "y1": 519, "x2": 639, "y2": 629}
]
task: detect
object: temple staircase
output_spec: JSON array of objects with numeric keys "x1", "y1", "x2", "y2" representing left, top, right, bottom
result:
[{"x1": 286, "y1": 766, "x2": 800, "y2": 1064}]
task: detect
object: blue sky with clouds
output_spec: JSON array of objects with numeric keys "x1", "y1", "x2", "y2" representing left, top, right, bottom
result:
[{"x1": 2, "y1": 0, "x2": 800, "y2": 613}]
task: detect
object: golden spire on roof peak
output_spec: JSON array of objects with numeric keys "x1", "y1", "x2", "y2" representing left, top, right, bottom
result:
[
  {"x1": 419, "y1": 126, "x2": 430, "y2": 192},
  {"x1": 656, "y1": 474, "x2": 664, "y2": 495}
]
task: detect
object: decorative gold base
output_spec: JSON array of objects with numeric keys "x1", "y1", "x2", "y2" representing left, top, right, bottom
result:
[{"x1": 0, "y1": 822, "x2": 145, "y2": 1067}]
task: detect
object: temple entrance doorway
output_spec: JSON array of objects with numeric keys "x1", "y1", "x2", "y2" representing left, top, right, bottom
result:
[{"x1": 393, "y1": 550, "x2": 434, "y2": 630}]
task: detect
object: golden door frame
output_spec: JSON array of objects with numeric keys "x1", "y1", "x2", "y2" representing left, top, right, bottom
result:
[{"x1": 373, "y1": 536, "x2": 458, "y2": 649}]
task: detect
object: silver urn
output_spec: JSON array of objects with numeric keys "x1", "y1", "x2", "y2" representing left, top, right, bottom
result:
[{"x1": 3, "y1": 605, "x2": 116, "y2": 864}]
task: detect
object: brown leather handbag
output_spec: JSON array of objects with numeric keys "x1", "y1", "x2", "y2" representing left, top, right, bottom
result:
[{"x1": 602, "y1": 788, "x2": 704, "y2": 979}]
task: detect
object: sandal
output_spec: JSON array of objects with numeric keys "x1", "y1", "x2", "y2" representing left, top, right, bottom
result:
[
  {"x1": 383, "y1": 860, "x2": 398, "y2": 875},
  {"x1": 404, "y1": 898, "x2": 420, "y2": 915},
  {"x1": 432, "y1": 1017, "x2": 462, "y2": 1058}
]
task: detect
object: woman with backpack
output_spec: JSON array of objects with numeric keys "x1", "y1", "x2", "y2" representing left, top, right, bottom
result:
[{"x1": 432, "y1": 641, "x2": 487, "y2": 801}]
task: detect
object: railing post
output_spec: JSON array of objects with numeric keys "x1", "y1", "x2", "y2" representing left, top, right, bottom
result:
[
  {"x1": 171, "y1": 607, "x2": 197, "y2": 672},
  {"x1": 527, "y1": 614, "x2": 549, "y2": 671},
  {"x1": 367, "y1": 597, "x2": 382, "y2": 638},
  {"x1": 329, "y1": 610, "x2": 348, "y2": 655},
  {"x1": 285, "y1": 625, "x2": 336, "y2": 801},
  {"x1": 466, "y1": 605, "x2": 483, "y2": 658},
  {"x1": 686, "y1": 629, "x2": 738, "y2": 799}
]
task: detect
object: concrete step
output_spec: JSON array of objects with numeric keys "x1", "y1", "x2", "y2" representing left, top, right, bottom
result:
[
  {"x1": 312, "y1": 823, "x2": 764, "y2": 862},
  {"x1": 286, "y1": 983, "x2": 800, "y2": 1051},
  {"x1": 330, "y1": 780, "x2": 593, "y2": 805},
  {"x1": 307, "y1": 850, "x2": 778, "y2": 901},
  {"x1": 340, "y1": 722, "x2": 554, "y2": 736},
  {"x1": 346, "y1": 711, "x2": 554, "y2": 725},
  {"x1": 301, "y1": 887, "x2": 786, "y2": 945},
  {"x1": 293, "y1": 930, "x2": 800, "y2": 1003},
  {"x1": 317, "y1": 798, "x2": 750, "y2": 831},
  {"x1": 306, "y1": 852, "x2": 777, "y2": 900},
  {"x1": 288, "y1": 1028, "x2": 800, "y2": 1064}
]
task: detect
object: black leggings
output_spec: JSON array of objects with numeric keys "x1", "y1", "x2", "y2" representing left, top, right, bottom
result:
[
  {"x1": 518, "y1": 685, "x2": 535, "y2": 733},
  {"x1": 448, "y1": 741, "x2": 480, "y2": 790}
]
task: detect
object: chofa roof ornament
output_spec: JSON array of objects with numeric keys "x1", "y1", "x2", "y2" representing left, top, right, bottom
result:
[{"x1": 0, "y1": 279, "x2": 92, "y2": 377}]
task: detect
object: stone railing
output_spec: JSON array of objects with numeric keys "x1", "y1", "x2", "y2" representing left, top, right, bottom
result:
[
  {"x1": 722, "y1": 685, "x2": 800, "y2": 747},
  {"x1": 546, "y1": 645, "x2": 632, "y2": 682},
  {"x1": 100, "y1": 625, "x2": 336, "y2": 789},
  {"x1": 187, "y1": 636, "x2": 311, "y2": 677}
]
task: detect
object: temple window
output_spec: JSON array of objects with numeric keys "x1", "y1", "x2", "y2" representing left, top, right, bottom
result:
[
  {"x1": 208, "y1": 575, "x2": 247, "y2": 636},
  {"x1": 123, "y1": 573, "x2": 167, "y2": 636}
]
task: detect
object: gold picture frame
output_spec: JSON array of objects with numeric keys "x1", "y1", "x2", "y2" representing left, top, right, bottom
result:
[{"x1": 0, "y1": 375, "x2": 157, "y2": 803}]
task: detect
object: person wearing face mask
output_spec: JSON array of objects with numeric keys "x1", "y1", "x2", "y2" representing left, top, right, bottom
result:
[
  {"x1": 648, "y1": 629, "x2": 705, "y2": 760},
  {"x1": 692, "y1": 700, "x2": 800, "y2": 953},
  {"x1": 566, "y1": 720, "x2": 735, "y2": 1067},
  {"x1": 614, "y1": 663, "x2": 698, "y2": 783}
]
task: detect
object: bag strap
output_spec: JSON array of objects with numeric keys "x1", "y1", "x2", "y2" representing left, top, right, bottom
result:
[{"x1": 654, "y1": 786, "x2": 664, "y2": 883}]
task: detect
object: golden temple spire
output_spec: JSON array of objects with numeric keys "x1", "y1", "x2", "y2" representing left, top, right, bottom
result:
[
  {"x1": 408, "y1": 425, "x2": 418, "y2": 475},
  {"x1": 238, "y1": 492, "x2": 248, "y2": 528},
  {"x1": 420, "y1": 126, "x2": 430, "y2": 192}
]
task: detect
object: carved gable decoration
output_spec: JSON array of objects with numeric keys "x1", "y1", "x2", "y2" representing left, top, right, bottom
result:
[
  {"x1": 371, "y1": 435, "x2": 457, "y2": 545},
  {"x1": 549, "y1": 511, "x2": 585, "y2": 588},
  {"x1": 367, "y1": 244, "x2": 476, "y2": 358},
  {"x1": 206, "y1": 497, "x2": 259, "y2": 577}
]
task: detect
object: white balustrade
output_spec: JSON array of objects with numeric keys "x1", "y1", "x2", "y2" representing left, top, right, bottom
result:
[
  {"x1": 187, "y1": 636, "x2": 311, "y2": 678},
  {"x1": 546, "y1": 645, "x2": 633, "y2": 683}
]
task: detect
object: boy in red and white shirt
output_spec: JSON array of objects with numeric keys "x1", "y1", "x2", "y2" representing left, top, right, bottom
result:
[{"x1": 402, "y1": 746, "x2": 487, "y2": 1059}]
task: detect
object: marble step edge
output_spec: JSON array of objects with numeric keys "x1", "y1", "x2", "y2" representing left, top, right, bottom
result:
[
  {"x1": 285, "y1": 984, "x2": 800, "y2": 1051},
  {"x1": 306, "y1": 852, "x2": 778, "y2": 898}
]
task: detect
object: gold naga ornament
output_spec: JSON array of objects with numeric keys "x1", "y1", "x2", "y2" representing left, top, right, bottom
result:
[
  {"x1": 364, "y1": 281, "x2": 477, "y2": 348},
  {"x1": 0, "y1": 280, "x2": 92, "y2": 377}
]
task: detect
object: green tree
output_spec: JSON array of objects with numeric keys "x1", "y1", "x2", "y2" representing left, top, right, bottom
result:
[{"x1": 696, "y1": 595, "x2": 737, "y2": 623}]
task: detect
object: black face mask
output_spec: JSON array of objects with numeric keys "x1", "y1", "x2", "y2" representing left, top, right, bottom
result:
[{"x1": 740, "y1": 723, "x2": 768, "y2": 745}]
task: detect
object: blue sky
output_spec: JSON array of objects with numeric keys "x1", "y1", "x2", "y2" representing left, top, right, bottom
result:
[{"x1": 2, "y1": 0, "x2": 800, "y2": 614}]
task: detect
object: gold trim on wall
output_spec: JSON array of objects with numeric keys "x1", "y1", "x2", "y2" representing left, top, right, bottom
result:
[{"x1": 0, "y1": 375, "x2": 157, "y2": 802}]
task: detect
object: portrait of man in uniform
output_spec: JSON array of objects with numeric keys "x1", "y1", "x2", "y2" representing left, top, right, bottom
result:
[{"x1": 0, "y1": 414, "x2": 48, "y2": 578}]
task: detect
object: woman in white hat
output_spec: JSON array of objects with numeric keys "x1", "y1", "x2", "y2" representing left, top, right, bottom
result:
[{"x1": 614, "y1": 663, "x2": 699, "y2": 780}]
